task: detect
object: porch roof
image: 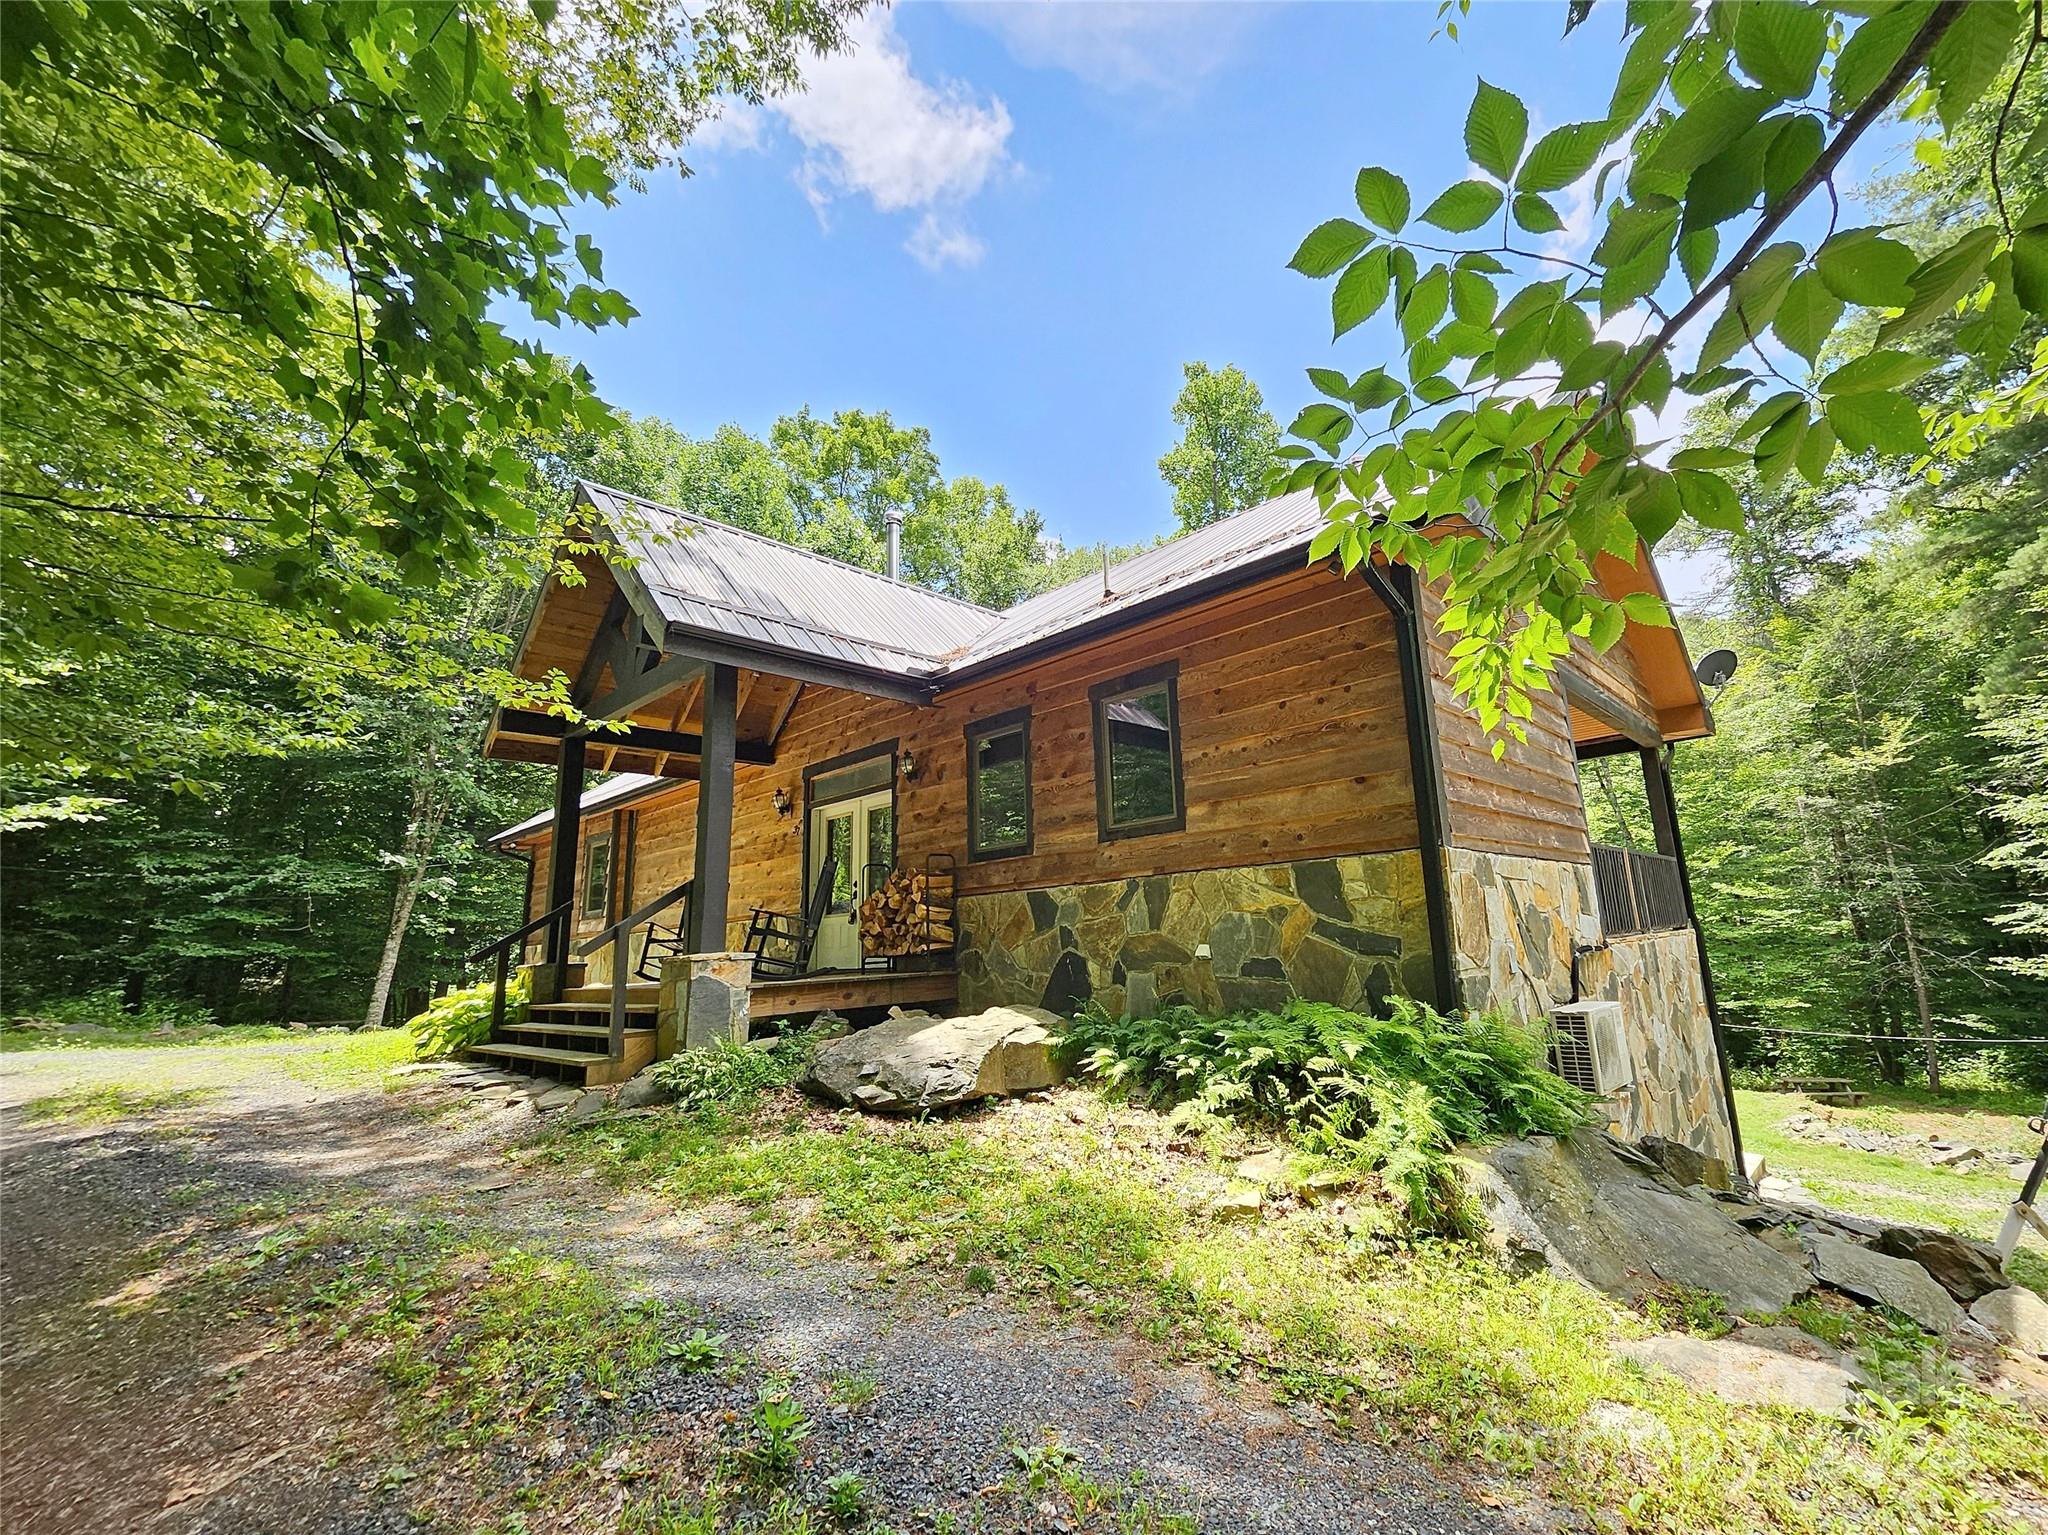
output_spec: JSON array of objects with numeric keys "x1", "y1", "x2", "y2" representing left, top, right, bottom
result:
[{"x1": 486, "y1": 771, "x2": 668, "y2": 848}]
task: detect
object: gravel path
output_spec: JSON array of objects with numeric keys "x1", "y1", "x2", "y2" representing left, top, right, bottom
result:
[{"x1": 0, "y1": 1043, "x2": 1541, "y2": 1534}]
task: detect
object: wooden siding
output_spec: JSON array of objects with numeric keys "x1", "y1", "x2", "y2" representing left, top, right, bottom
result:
[
  {"x1": 1418, "y1": 581, "x2": 1593, "y2": 865},
  {"x1": 526, "y1": 566, "x2": 1421, "y2": 946}
]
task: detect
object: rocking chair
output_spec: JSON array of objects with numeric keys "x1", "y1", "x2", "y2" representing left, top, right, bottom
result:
[
  {"x1": 743, "y1": 851, "x2": 838, "y2": 979},
  {"x1": 633, "y1": 885, "x2": 695, "y2": 982}
]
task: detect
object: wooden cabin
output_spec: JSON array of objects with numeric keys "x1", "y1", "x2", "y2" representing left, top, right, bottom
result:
[{"x1": 477, "y1": 480, "x2": 1740, "y2": 1167}]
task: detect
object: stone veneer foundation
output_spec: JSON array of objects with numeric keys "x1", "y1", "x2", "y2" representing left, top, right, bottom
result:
[
  {"x1": 1446, "y1": 847, "x2": 1733, "y2": 1162},
  {"x1": 956, "y1": 852, "x2": 1435, "y2": 1021}
]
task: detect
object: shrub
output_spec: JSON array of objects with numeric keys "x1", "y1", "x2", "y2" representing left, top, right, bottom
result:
[
  {"x1": 648, "y1": 1024, "x2": 824, "y2": 1114},
  {"x1": 1059, "y1": 997, "x2": 1593, "y2": 1230},
  {"x1": 405, "y1": 974, "x2": 527, "y2": 1059},
  {"x1": 8, "y1": 989, "x2": 214, "y2": 1034}
]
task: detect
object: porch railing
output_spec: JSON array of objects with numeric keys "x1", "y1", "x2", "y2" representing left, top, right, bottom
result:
[
  {"x1": 466, "y1": 901, "x2": 571, "y2": 1039},
  {"x1": 1590, "y1": 843, "x2": 1688, "y2": 938},
  {"x1": 575, "y1": 877, "x2": 693, "y2": 1060}
]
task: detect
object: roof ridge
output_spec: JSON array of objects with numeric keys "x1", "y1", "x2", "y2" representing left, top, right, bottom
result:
[{"x1": 577, "y1": 480, "x2": 1002, "y2": 618}]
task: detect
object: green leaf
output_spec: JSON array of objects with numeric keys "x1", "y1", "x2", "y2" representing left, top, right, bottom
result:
[
  {"x1": 2013, "y1": 229, "x2": 2048, "y2": 316},
  {"x1": 1290, "y1": 402, "x2": 1354, "y2": 446},
  {"x1": 1773, "y1": 270, "x2": 1845, "y2": 363},
  {"x1": 1351, "y1": 368, "x2": 1407, "y2": 409},
  {"x1": 1819, "y1": 350, "x2": 1939, "y2": 395},
  {"x1": 1762, "y1": 114, "x2": 1824, "y2": 205},
  {"x1": 1451, "y1": 269, "x2": 1498, "y2": 325},
  {"x1": 1674, "y1": 468, "x2": 1744, "y2": 532},
  {"x1": 1400, "y1": 265, "x2": 1451, "y2": 344},
  {"x1": 1814, "y1": 227, "x2": 1920, "y2": 307},
  {"x1": 1625, "y1": 469, "x2": 1683, "y2": 548},
  {"x1": 1465, "y1": 79, "x2": 1529, "y2": 181},
  {"x1": 1879, "y1": 226, "x2": 1998, "y2": 341},
  {"x1": 1795, "y1": 417, "x2": 1837, "y2": 486},
  {"x1": 1677, "y1": 227, "x2": 1718, "y2": 290},
  {"x1": 1289, "y1": 218, "x2": 1373, "y2": 278},
  {"x1": 1308, "y1": 521, "x2": 1345, "y2": 562},
  {"x1": 1826, "y1": 390, "x2": 1926, "y2": 457},
  {"x1": 1420, "y1": 180, "x2": 1505, "y2": 232},
  {"x1": 1307, "y1": 366, "x2": 1352, "y2": 400},
  {"x1": 1832, "y1": 1, "x2": 1936, "y2": 114},
  {"x1": 1516, "y1": 121, "x2": 1607, "y2": 194},
  {"x1": 1695, "y1": 240, "x2": 1802, "y2": 372},
  {"x1": 1558, "y1": 339, "x2": 1623, "y2": 391},
  {"x1": 1332, "y1": 247, "x2": 1392, "y2": 338},
  {"x1": 1619, "y1": 590, "x2": 1672, "y2": 626},
  {"x1": 1354, "y1": 167, "x2": 1411, "y2": 234},
  {"x1": 1928, "y1": 0, "x2": 2022, "y2": 130},
  {"x1": 1682, "y1": 119, "x2": 1776, "y2": 231},
  {"x1": 1668, "y1": 444, "x2": 1749, "y2": 470},
  {"x1": 1512, "y1": 193, "x2": 1564, "y2": 234},
  {"x1": 1588, "y1": 600, "x2": 1627, "y2": 652},
  {"x1": 1546, "y1": 301, "x2": 1594, "y2": 367},
  {"x1": 1732, "y1": 1, "x2": 1827, "y2": 100},
  {"x1": 1640, "y1": 85, "x2": 1771, "y2": 180}
]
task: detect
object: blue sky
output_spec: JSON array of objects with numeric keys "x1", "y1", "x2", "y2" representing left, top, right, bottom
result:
[{"x1": 546, "y1": 1, "x2": 1914, "y2": 598}]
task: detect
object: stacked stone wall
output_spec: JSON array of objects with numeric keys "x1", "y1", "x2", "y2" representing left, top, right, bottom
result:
[
  {"x1": 956, "y1": 852, "x2": 1435, "y2": 1021},
  {"x1": 1446, "y1": 847, "x2": 1733, "y2": 1162}
]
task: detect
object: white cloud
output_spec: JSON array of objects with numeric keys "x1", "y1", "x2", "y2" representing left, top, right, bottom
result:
[
  {"x1": 905, "y1": 212, "x2": 988, "y2": 270},
  {"x1": 952, "y1": 0, "x2": 1265, "y2": 93},
  {"x1": 693, "y1": 100, "x2": 767, "y2": 154},
  {"x1": 772, "y1": 9, "x2": 1012, "y2": 267}
]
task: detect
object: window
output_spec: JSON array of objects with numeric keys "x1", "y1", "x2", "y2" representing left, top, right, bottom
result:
[
  {"x1": 966, "y1": 708, "x2": 1032, "y2": 860},
  {"x1": 580, "y1": 828, "x2": 613, "y2": 919},
  {"x1": 1090, "y1": 664, "x2": 1183, "y2": 839}
]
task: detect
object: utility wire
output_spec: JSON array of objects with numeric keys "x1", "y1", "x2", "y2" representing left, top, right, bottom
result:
[{"x1": 1723, "y1": 1022, "x2": 2048, "y2": 1047}]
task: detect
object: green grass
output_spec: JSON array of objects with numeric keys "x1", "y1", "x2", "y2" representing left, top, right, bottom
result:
[
  {"x1": 21, "y1": 1082, "x2": 218, "y2": 1124},
  {"x1": 562, "y1": 1089, "x2": 2048, "y2": 1535},
  {"x1": 0, "y1": 1023, "x2": 307, "y2": 1053},
  {"x1": 1737, "y1": 1087, "x2": 2047, "y2": 1297}
]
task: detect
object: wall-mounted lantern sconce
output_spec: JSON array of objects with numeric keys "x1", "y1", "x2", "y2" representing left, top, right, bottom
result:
[
  {"x1": 899, "y1": 749, "x2": 919, "y2": 783},
  {"x1": 772, "y1": 786, "x2": 792, "y2": 817}
]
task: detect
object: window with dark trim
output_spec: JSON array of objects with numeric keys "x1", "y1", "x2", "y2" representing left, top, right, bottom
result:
[
  {"x1": 1090, "y1": 663, "x2": 1184, "y2": 839},
  {"x1": 580, "y1": 828, "x2": 613, "y2": 919},
  {"x1": 966, "y1": 707, "x2": 1033, "y2": 860}
]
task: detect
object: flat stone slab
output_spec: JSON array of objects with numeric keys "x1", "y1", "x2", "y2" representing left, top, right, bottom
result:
[
  {"x1": 1804, "y1": 1231, "x2": 1962, "y2": 1334},
  {"x1": 802, "y1": 1006, "x2": 1063, "y2": 1114},
  {"x1": 1616, "y1": 1326, "x2": 1867, "y2": 1418},
  {"x1": 1459, "y1": 1130, "x2": 1813, "y2": 1317},
  {"x1": 1870, "y1": 1226, "x2": 2009, "y2": 1302},
  {"x1": 1970, "y1": 1286, "x2": 2048, "y2": 1357},
  {"x1": 534, "y1": 1085, "x2": 582, "y2": 1113}
]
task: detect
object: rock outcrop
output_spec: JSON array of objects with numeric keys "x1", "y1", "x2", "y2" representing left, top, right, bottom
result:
[
  {"x1": 1869, "y1": 1226, "x2": 2008, "y2": 1303},
  {"x1": 1802, "y1": 1232, "x2": 1964, "y2": 1334},
  {"x1": 1969, "y1": 1285, "x2": 2048, "y2": 1357},
  {"x1": 1616, "y1": 1324, "x2": 1868, "y2": 1417},
  {"x1": 1459, "y1": 1130, "x2": 1814, "y2": 1316},
  {"x1": 801, "y1": 1006, "x2": 1062, "y2": 1113}
]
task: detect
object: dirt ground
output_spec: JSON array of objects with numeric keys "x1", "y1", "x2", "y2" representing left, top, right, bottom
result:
[{"x1": 0, "y1": 1039, "x2": 1534, "y2": 1535}]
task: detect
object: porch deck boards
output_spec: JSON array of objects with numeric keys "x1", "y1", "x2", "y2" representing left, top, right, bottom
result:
[{"x1": 748, "y1": 967, "x2": 957, "y2": 1021}]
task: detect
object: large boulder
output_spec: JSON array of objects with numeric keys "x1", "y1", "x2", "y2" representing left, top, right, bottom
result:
[
  {"x1": 801, "y1": 1006, "x2": 1063, "y2": 1114},
  {"x1": 1616, "y1": 1324, "x2": 1868, "y2": 1418},
  {"x1": 1459, "y1": 1130, "x2": 1813, "y2": 1316},
  {"x1": 1970, "y1": 1286, "x2": 2048, "y2": 1357},
  {"x1": 1804, "y1": 1231, "x2": 1963, "y2": 1334},
  {"x1": 1870, "y1": 1225, "x2": 2009, "y2": 1303}
]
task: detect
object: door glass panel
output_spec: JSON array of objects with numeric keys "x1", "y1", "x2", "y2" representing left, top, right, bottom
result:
[
  {"x1": 824, "y1": 813, "x2": 854, "y2": 910},
  {"x1": 866, "y1": 801, "x2": 895, "y2": 876}
]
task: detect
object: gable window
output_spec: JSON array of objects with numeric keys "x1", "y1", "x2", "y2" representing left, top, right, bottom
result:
[
  {"x1": 966, "y1": 708, "x2": 1033, "y2": 860},
  {"x1": 580, "y1": 828, "x2": 613, "y2": 919},
  {"x1": 1090, "y1": 663, "x2": 1184, "y2": 839}
]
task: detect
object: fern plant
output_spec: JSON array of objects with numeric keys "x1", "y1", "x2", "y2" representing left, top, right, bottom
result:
[{"x1": 1059, "y1": 996, "x2": 1593, "y2": 1230}]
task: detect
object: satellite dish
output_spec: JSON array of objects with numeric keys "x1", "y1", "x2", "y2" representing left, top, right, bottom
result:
[{"x1": 1694, "y1": 648, "x2": 1738, "y2": 689}]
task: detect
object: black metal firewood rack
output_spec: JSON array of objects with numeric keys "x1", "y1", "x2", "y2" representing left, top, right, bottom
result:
[{"x1": 859, "y1": 852, "x2": 957, "y2": 973}]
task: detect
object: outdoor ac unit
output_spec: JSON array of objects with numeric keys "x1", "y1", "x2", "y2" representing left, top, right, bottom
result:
[{"x1": 1548, "y1": 1000, "x2": 1633, "y2": 1095}]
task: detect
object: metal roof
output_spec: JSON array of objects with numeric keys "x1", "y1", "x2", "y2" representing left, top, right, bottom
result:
[
  {"x1": 580, "y1": 482, "x2": 999, "y2": 680},
  {"x1": 576, "y1": 478, "x2": 1328, "y2": 686},
  {"x1": 486, "y1": 772, "x2": 670, "y2": 847}
]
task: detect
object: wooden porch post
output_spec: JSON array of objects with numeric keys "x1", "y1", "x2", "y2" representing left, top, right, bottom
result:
[
  {"x1": 545, "y1": 734, "x2": 586, "y2": 966},
  {"x1": 1640, "y1": 746, "x2": 1681, "y2": 858},
  {"x1": 687, "y1": 663, "x2": 738, "y2": 953}
]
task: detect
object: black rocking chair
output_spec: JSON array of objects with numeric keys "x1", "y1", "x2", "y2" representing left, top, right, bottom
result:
[
  {"x1": 634, "y1": 884, "x2": 695, "y2": 982},
  {"x1": 743, "y1": 852, "x2": 838, "y2": 979}
]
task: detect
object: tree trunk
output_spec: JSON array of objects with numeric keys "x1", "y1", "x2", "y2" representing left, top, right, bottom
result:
[
  {"x1": 362, "y1": 747, "x2": 451, "y2": 1031},
  {"x1": 1884, "y1": 845, "x2": 1941, "y2": 1092}
]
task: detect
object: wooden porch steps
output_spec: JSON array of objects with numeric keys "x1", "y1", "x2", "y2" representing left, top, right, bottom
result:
[
  {"x1": 560, "y1": 984, "x2": 660, "y2": 1006},
  {"x1": 470, "y1": 1041, "x2": 613, "y2": 1069},
  {"x1": 500, "y1": 1022, "x2": 654, "y2": 1042}
]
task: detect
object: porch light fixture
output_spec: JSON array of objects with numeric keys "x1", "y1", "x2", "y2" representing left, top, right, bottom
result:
[
  {"x1": 899, "y1": 749, "x2": 919, "y2": 782},
  {"x1": 772, "y1": 786, "x2": 792, "y2": 817}
]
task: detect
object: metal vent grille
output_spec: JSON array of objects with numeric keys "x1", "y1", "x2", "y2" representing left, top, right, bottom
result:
[{"x1": 1549, "y1": 1009, "x2": 1599, "y2": 1093}]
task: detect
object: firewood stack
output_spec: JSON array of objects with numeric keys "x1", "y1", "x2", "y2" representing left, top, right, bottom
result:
[{"x1": 858, "y1": 867, "x2": 956, "y2": 956}]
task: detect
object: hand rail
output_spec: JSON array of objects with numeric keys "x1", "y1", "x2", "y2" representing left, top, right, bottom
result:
[
  {"x1": 466, "y1": 900, "x2": 570, "y2": 1042},
  {"x1": 574, "y1": 878, "x2": 693, "y2": 1062}
]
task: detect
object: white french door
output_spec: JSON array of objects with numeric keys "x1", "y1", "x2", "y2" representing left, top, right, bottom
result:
[{"x1": 806, "y1": 788, "x2": 895, "y2": 971}]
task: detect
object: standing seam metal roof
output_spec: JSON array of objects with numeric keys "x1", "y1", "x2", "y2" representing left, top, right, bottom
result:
[{"x1": 575, "y1": 479, "x2": 1328, "y2": 686}]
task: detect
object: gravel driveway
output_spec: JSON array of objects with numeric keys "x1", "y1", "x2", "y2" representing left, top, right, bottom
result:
[{"x1": 0, "y1": 1042, "x2": 1539, "y2": 1534}]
